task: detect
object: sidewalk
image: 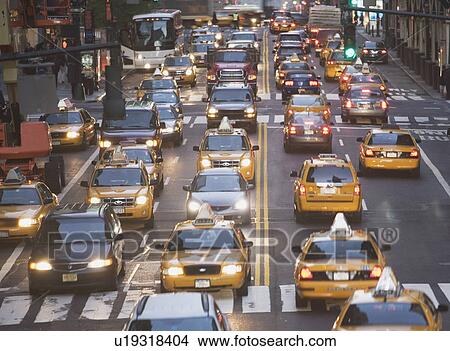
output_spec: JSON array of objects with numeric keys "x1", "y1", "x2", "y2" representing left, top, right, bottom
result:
[{"x1": 356, "y1": 28, "x2": 443, "y2": 100}]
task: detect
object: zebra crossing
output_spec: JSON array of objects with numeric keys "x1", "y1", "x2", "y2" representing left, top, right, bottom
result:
[{"x1": 1, "y1": 282, "x2": 449, "y2": 326}]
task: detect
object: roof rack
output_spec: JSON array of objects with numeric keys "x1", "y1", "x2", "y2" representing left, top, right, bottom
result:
[
  {"x1": 329, "y1": 213, "x2": 352, "y2": 238},
  {"x1": 2, "y1": 167, "x2": 27, "y2": 185},
  {"x1": 372, "y1": 267, "x2": 402, "y2": 298}
]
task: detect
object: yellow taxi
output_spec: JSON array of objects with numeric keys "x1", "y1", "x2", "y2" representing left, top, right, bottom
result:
[
  {"x1": 158, "y1": 203, "x2": 253, "y2": 296},
  {"x1": 135, "y1": 76, "x2": 180, "y2": 100},
  {"x1": 42, "y1": 99, "x2": 96, "y2": 149},
  {"x1": 275, "y1": 55, "x2": 313, "y2": 89},
  {"x1": 324, "y1": 50, "x2": 355, "y2": 82},
  {"x1": 339, "y1": 62, "x2": 364, "y2": 93},
  {"x1": 319, "y1": 39, "x2": 343, "y2": 67},
  {"x1": 343, "y1": 67, "x2": 388, "y2": 95},
  {"x1": 0, "y1": 168, "x2": 58, "y2": 239},
  {"x1": 97, "y1": 143, "x2": 165, "y2": 196},
  {"x1": 357, "y1": 125, "x2": 421, "y2": 177},
  {"x1": 293, "y1": 213, "x2": 388, "y2": 307},
  {"x1": 290, "y1": 154, "x2": 362, "y2": 222},
  {"x1": 193, "y1": 118, "x2": 259, "y2": 184},
  {"x1": 285, "y1": 93, "x2": 331, "y2": 122},
  {"x1": 333, "y1": 267, "x2": 448, "y2": 330},
  {"x1": 81, "y1": 147, "x2": 158, "y2": 228}
]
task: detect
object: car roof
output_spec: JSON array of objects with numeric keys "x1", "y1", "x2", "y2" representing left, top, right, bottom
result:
[
  {"x1": 348, "y1": 288, "x2": 424, "y2": 305},
  {"x1": 48, "y1": 203, "x2": 106, "y2": 219},
  {"x1": 370, "y1": 128, "x2": 411, "y2": 135},
  {"x1": 206, "y1": 128, "x2": 247, "y2": 136}
]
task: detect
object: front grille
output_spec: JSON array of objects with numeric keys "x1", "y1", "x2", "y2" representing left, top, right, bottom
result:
[
  {"x1": 211, "y1": 205, "x2": 231, "y2": 212},
  {"x1": 102, "y1": 197, "x2": 135, "y2": 207},
  {"x1": 51, "y1": 132, "x2": 66, "y2": 139},
  {"x1": 0, "y1": 218, "x2": 17, "y2": 227},
  {"x1": 184, "y1": 265, "x2": 221, "y2": 276},
  {"x1": 218, "y1": 110, "x2": 245, "y2": 119},
  {"x1": 175, "y1": 70, "x2": 185, "y2": 75},
  {"x1": 52, "y1": 262, "x2": 88, "y2": 272},
  {"x1": 219, "y1": 69, "x2": 245, "y2": 81},
  {"x1": 212, "y1": 160, "x2": 240, "y2": 167}
]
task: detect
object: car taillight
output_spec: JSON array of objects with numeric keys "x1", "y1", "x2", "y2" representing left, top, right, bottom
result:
[
  {"x1": 284, "y1": 80, "x2": 294, "y2": 86},
  {"x1": 291, "y1": 23, "x2": 296, "y2": 27},
  {"x1": 345, "y1": 100, "x2": 353, "y2": 108},
  {"x1": 370, "y1": 265, "x2": 382, "y2": 279},
  {"x1": 309, "y1": 80, "x2": 319, "y2": 86},
  {"x1": 410, "y1": 149, "x2": 419, "y2": 158},
  {"x1": 289, "y1": 126, "x2": 296, "y2": 135},
  {"x1": 380, "y1": 85, "x2": 386, "y2": 91},
  {"x1": 207, "y1": 74, "x2": 216, "y2": 80},
  {"x1": 298, "y1": 183, "x2": 306, "y2": 195},
  {"x1": 279, "y1": 72, "x2": 285, "y2": 78},
  {"x1": 365, "y1": 148, "x2": 374, "y2": 157},
  {"x1": 287, "y1": 109, "x2": 294, "y2": 115},
  {"x1": 305, "y1": 38, "x2": 310, "y2": 44},
  {"x1": 324, "y1": 109, "x2": 330, "y2": 115},
  {"x1": 274, "y1": 22, "x2": 279, "y2": 27},
  {"x1": 380, "y1": 100, "x2": 388, "y2": 109},
  {"x1": 342, "y1": 75, "x2": 350, "y2": 82},
  {"x1": 311, "y1": 29, "x2": 319, "y2": 33},
  {"x1": 321, "y1": 125, "x2": 331, "y2": 135},
  {"x1": 299, "y1": 267, "x2": 313, "y2": 280},
  {"x1": 303, "y1": 56, "x2": 307, "y2": 61},
  {"x1": 381, "y1": 49, "x2": 387, "y2": 54},
  {"x1": 363, "y1": 49, "x2": 369, "y2": 54},
  {"x1": 354, "y1": 184, "x2": 361, "y2": 196},
  {"x1": 327, "y1": 60, "x2": 335, "y2": 65}
]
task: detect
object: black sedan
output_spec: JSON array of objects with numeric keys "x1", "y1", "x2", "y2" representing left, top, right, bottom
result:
[
  {"x1": 274, "y1": 45, "x2": 308, "y2": 71},
  {"x1": 360, "y1": 41, "x2": 388, "y2": 64},
  {"x1": 142, "y1": 90, "x2": 183, "y2": 114},
  {"x1": 28, "y1": 203, "x2": 125, "y2": 294},
  {"x1": 281, "y1": 71, "x2": 321, "y2": 101}
]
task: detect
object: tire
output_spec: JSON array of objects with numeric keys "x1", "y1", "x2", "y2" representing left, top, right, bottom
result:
[
  {"x1": 353, "y1": 209, "x2": 363, "y2": 223},
  {"x1": 160, "y1": 275, "x2": 168, "y2": 293},
  {"x1": 411, "y1": 165, "x2": 420, "y2": 178},
  {"x1": 283, "y1": 141, "x2": 292, "y2": 153},
  {"x1": 242, "y1": 210, "x2": 251, "y2": 225},
  {"x1": 295, "y1": 289, "x2": 308, "y2": 308},
  {"x1": 81, "y1": 133, "x2": 88, "y2": 150},
  {"x1": 144, "y1": 214, "x2": 155, "y2": 229},
  {"x1": 236, "y1": 274, "x2": 249, "y2": 297},
  {"x1": 49, "y1": 155, "x2": 66, "y2": 188},
  {"x1": 44, "y1": 161, "x2": 62, "y2": 194},
  {"x1": 294, "y1": 207, "x2": 306, "y2": 223},
  {"x1": 90, "y1": 130, "x2": 98, "y2": 145},
  {"x1": 29, "y1": 281, "x2": 43, "y2": 296},
  {"x1": 119, "y1": 260, "x2": 126, "y2": 277},
  {"x1": 107, "y1": 274, "x2": 119, "y2": 291}
]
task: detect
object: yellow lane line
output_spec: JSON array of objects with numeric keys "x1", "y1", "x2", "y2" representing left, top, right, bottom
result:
[
  {"x1": 263, "y1": 123, "x2": 270, "y2": 286},
  {"x1": 264, "y1": 29, "x2": 270, "y2": 96},
  {"x1": 254, "y1": 122, "x2": 262, "y2": 286}
]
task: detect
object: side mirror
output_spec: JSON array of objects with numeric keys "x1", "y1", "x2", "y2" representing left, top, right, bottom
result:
[
  {"x1": 246, "y1": 184, "x2": 255, "y2": 190},
  {"x1": 80, "y1": 180, "x2": 89, "y2": 188},
  {"x1": 134, "y1": 87, "x2": 139, "y2": 90},
  {"x1": 311, "y1": 66, "x2": 317, "y2": 70},
  {"x1": 202, "y1": 97, "x2": 209, "y2": 102},
  {"x1": 317, "y1": 75, "x2": 321, "y2": 80},
  {"x1": 91, "y1": 160, "x2": 97, "y2": 166},
  {"x1": 255, "y1": 96, "x2": 262, "y2": 102},
  {"x1": 279, "y1": 121, "x2": 285, "y2": 126},
  {"x1": 437, "y1": 304, "x2": 449, "y2": 312},
  {"x1": 291, "y1": 245, "x2": 301, "y2": 255},
  {"x1": 193, "y1": 145, "x2": 200, "y2": 152},
  {"x1": 43, "y1": 197, "x2": 53, "y2": 205},
  {"x1": 251, "y1": 145, "x2": 259, "y2": 151},
  {"x1": 356, "y1": 137, "x2": 363, "y2": 142},
  {"x1": 415, "y1": 137, "x2": 422, "y2": 144},
  {"x1": 243, "y1": 240, "x2": 253, "y2": 248},
  {"x1": 290, "y1": 170, "x2": 298, "y2": 178},
  {"x1": 52, "y1": 193, "x2": 58, "y2": 204},
  {"x1": 114, "y1": 233, "x2": 124, "y2": 241},
  {"x1": 447, "y1": 128, "x2": 450, "y2": 137},
  {"x1": 160, "y1": 122, "x2": 166, "y2": 129},
  {"x1": 381, "y1": 244, "x2": 391, "y2": 252},
  {"x1": 150, "y1": 179, "x2": 159, "y2": 186},
  {"x1": 182, "y1": 184, "x2": 191, "y2": 191},
  {"x1": 154, "y1": 242, "x2": 165, "y2": 250}
]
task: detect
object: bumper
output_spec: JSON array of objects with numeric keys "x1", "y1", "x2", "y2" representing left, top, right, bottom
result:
[
  {"x1": 363, "y1": 157, "x2": 420, "y2": 170},
  {"x1": 207, "y1": 116, "x2": 256, "y2": 128},
  {"x1": 198, "y1": 164, "x2": 254, "y2": 182},
  {"x1": 162, "y1": 272, "x2": 246, "y2": 291},
  {"x1": 342, "y1": 108, "x2": 387, "y2": 118},
  {"x1": 282, "y1": 88, "x2": 321, "y2": 97},
  {"x1": 286, "y1": 135, "x2": 331, "y2": 145},
  {"x1": 0, "y1": 225, "x2": 39, "y2": 240},
  {"x1": 51, "y1": 137, "x2": 83, "y2": 147},
  {"x1": 297, "y1": 198, "x2": 361, "y2": 214},
  {"x1": 362, "y1": 54, "x2": 387, "y2": 63},
  {"x1": 297, "y1": 280, "x2": 378, "y2": 299},
  {"x1": 187, "y1": 207, "x2": 249, "y2": 223}
]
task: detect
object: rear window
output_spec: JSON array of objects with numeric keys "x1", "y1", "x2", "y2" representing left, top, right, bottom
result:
[
  {"x1": 330, "y1": 51, "x2": 353, "y2": 62},
  {"x1": 279, "y1": 48, "x2": 305, "y2": 56},
  {"x1": 286, "y1": 72, "x2": 314, "y2": 80},
  {"x1": 350, "y1": 89, "x2": 383, "y2": 98},
  {"x1": 365, "y1": 41, "x2": 385, "y2": 49},
  {"x1": 306, "y1": 166, "x2": 354, "y2": 184},
  {"x1": 351, "y1": 75, "x2": 382, "y2": 84},
  {"x1": 280, "y1": 34, "x2": 301, "y2": 42},
  {"x1": 291, "y1": 113, "x2": 323, "y2": 124},
  {"x1": 341, "y1": 303, "x2": 428, "y2": 327},
  {"x1": 128, "y1": 317, "x2": 218, "y2": 331},
  {"x1": 368, "y1": 133, "x2": 415, "y2": 146},
  {"x1": 140, "y1": 79, "x2": 175, "y2": 90},
  {"x1": 292, "y1": 96, "x2": 323, "y2": 106},
  {"x1": 305, "y1": 240, "x2": 378, "y2": 261},
  {"x1": 280, "y1": 62, "x2": 310, "y2": 70}
]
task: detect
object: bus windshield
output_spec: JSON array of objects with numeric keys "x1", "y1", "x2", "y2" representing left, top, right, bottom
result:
[{"x1": 134, "y1": 18, "x2": 175, "y2": 51}]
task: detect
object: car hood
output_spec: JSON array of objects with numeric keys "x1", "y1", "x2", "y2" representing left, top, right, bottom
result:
[
  {"x1": 101, "y1": 129, "x2": 157, "y2": 142},
  {"x1": 210, "y1": 102, "x2": 252, "y2": 110},
  {"x1": 166, "y1": 66, "x2": 190, "y2": 72},
  {"x1": 190, "y1": 191, "x2": 246, "y2": 207},
  {"x1": 0, "y1": 206, "x2": 42, "y2": 219},
  {"x1": 49, "y1": 124, "x2": 83, "y2": 133},
  {"x1": 90, "y1": 186, "x2": 146, "y2": 197},
  {"x1": 201, "y1": 151, "x2": 247, "y2": 159},
  {"x1": 164, "y1": 249, "x2": 244, "y2": 266},
  {"x1": 31, "y1": 242, "x2": 113, "y2": 263}
]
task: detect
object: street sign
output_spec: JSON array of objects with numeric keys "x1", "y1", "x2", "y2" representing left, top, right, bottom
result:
[{"x1": 363, "y1": 0, "x2": 377, "y2": 6}]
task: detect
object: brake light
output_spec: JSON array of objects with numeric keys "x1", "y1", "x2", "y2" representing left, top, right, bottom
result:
[
  {"x1": 298, "y1": 183, "x2": 306, "y2": 195},
  {"x1": 365, "y1": 148, "x2": 374, "y2": 157},
  {"x1": 291, "y1": 23, "x2": 296, "y2": 27},
  {"x1": 311, "y1": 29, "x2": 319, "y2": 33},
  {"x1": 380, "y1": 100, "x2": 388, "y2": 109},
  {"x1": 381, "y1": 50, "x2": 387, "y2": 54},
  {"x1": 274, "y1": 22, "x2": 279, "y2": 27},
  {"x1": 299, "y1": 267, "x2": 313, "y2": 280},
  {"x1": 370, "y1": 265, "x2": 382, "y2": 279},
  {"x1": 270, "y1": 18, "x2": 274, "y2": 22},
  {"x1": 321, "y1": 125, "x2": 331, "y2": 135},
  {"x1": 363, "y1": 49, "x2": 369, "y2": 54},
  {"x1": 303, "y1": 56, "x2": 307, "y2": 61},
  {"x1": 289, "y1": 126, "x2": 296, "y2": 135},
  {"x1": 305, "y1": 38, "x2": 310, "y2": 44},
  {"x1": 354, "y1": 184, "x2": 361, "y2": 196},
  {"x1": 342, "y1": 75, "x2": 350, "y2": 82},
  {"x1": 345, "y1": 100, "x2": 353, "y2": 108},
  {"x1": 279, "y1": 72, "x2": 285, "y2": 78},
  {"x1": 327, "y1": 60, "x2": 335, "y2": 65},
  {"x1": 284, "y1": 80, "x2": 294, "y2": 86},
  {"x1": 287, "y1": 109, "x2": 294, "y2": 115},
  {"x1": 309, "y1": 80, "x2": 319, "y2": 86},
  {"x1": 207, "y1": 74, "x2": 216, "y2": 81},
  {"x1": 410, "y1": 149, "x2": 419, "y2": 158}
]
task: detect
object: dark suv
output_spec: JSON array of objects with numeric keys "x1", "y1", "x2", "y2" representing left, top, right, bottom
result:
[
  {"x1": 205, "y1": 83, "x2": 259, "y2": 132},
  {"x1": 28, "y1": 203, "x2": 125, "y2": 294}
]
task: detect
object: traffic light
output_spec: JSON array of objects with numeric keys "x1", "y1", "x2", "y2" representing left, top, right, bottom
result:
[
  {"x1": 343, "y1": 23, "x2": 356, "y2": 59},
  {"x1": 348, "y1": 0, "x2": 358, "y2": 6}
]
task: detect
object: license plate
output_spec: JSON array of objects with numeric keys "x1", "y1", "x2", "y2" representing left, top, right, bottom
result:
[
  {"x1": 304, "y1": 130, "x2": 314, "y2": 135},
  {"x1": 62, "y1": 273, "x2": 78, "y2": 282},
  {"x1": 195, "y1": 279, "x2": 210, "y2": 288},
  {"x1": 52, "y1": 141, "x2": 61, "y2": 145},
  {"x1": 320, "y1": 187, "x2": 337, "y2": 194},
  {"x1": 333, "y1": 272, "x2": 349, "y2": 280},
  {"x1": 0, "y1": 231, "x2": 9, "y2": 238},
  {"x1": 387, "y1": 152, "x2": 397, "y2": 158},
  {"x1": 114, "y1": 207, "x2": 125, "y2": 214}
]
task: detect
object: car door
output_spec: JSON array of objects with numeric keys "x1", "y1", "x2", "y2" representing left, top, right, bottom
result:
[
  {"x1": 36, "y1": 183, "x2": 57, "y2": 212},
  {"x1": 107, "y1": 208, "x2": 123, "y2": 269},
  {"x1": 81, "y1": 109, "x2": 96, "y2": 139}
]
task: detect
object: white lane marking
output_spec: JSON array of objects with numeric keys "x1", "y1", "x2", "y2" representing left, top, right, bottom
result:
[
  {"x1": 393, "y1": 116, "x2": 410, "y2": 122},
  {"x1": 124, "y1": 264, "x2": 140, "y2": 292},
  {"x1": 182, "y1": 138, "x2": 188, "y2": 146},
  {"x1": 35, "y1": 294, "x2": 74, "y2": 323},
  {"x1": 140, "y1": 234, "x2": 149, "y2": 249},
  {"x1": 275, "y1": 93, "x2": 282, "y2": 100},
  {"x1": 438, "y1": 284, "x2": 450, "y2": 304},
  {"x1": 190, "y1": 123, "x2": 194, "y2": 129},
  {"x1": 80, "y1": 291, "x2": 118, "y2": 320},
  {"x1": 344, "y1": 154, "x2": 351, "y2": 163},
  {"x1": 164, "y1": 176, "x2": 170, "y2": 186},
  {"x1": 424, "y1": 107, "x2": 440, "y2": 110},
  {"x1": 211, "y1": 289, "x2": 234, "y2": 314},
  {"x1": 402, "y1": 284, "x2": 439, "y2": 307},
  {"x1": 0, "y1": 295, "x2": 33, "y2": 325},
  {"x1": 258, "y1": 93, "x2": 270, "y2": 101},
  {"x1": 183, "y1": 116, "x2": 192, "y2": 124},
  {"x1": 338, "y1": 139, "x2": 344, "y2": 147},
  {"x1": 193, "y1": 116, "x2": 207, "y2": 125},
  {"x1": 336, "y1": 127, "x2": 340, "y2": 132},
  {"x1": 258, "y1": 114, "x2": 270, "y2": 123},
  {"x1": 153, "y1": 201, "x2": 159, "y2": 212},
  {"x1": 419, "y1": 146, "x2": 450, "y2": 197},
  {"x1": 415, "y1": 117, "x2": 429, "y2": 123},
  {"x1": 118, "y1": 290, "x2": 142, "y2": 319},
  {"x1": 391, "y1": 95, "x2": 408, "y2": 101},
  {"x1": 0, "y1": 242, "x2": 25, "y2": 283},
  {"x1": 189, "y1": 94, "x2": 203, "y2": 102},
  {"x1": 274, "y1": 114, "x2": 284, "y2": 124},
  {"x1": 334, "y1": 114, "x2": 342, "y2": 124},
  {"x1": 280, "y1": 284, "x2": 311, "y2": 312},
  {"x1": 408, "y1": 95, "x2": 424, "y2": 101},
  {"x1": 362, "y1": 199, "x2": 368, "y2": 211},
  {"x1": 242, "y1": 286, "x2": 271, "y2": 313},
  {"x1": 326, "y1": 93, "x2": 340, "y2": 101},
  {"x1": 173, "y1": 156, "x2": 180, "y2": 164},
  {"x1": 434, "y1": 117, "x2": 448, "y2": 121},
  {"x1": 58, "y1": 148, "x2": 99, "y2": 202}
]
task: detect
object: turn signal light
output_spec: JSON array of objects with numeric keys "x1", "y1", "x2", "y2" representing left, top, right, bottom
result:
[
  {"x1": 298, "y1": 184, "x2": 306, "y2": 195},
  {"x1": 299, "y1": 267, "x2": 313, "y2": 280},
  {"x1": 365, "y1": 148, "x2": 375, "y2": 157},
  {"x1": 363, "y1": 49, "x2": 369, "y2": 54},
  {"x1": 410, "y1": 149, "x2": 419, "y2": 158},
  {"x1": 354, "y1": 184, "x2": 361, "y2": 196},
  {"x1": 289, "y1": 126, "x2": 296, "y2": 135},
  {"x1": 370, "y1": 265, "x2": 382, "y2": 279}
]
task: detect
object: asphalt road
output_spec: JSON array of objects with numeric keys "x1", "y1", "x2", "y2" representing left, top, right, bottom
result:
[{"x1": 0, "y1": 26, "x2": 449, "y2": 331}]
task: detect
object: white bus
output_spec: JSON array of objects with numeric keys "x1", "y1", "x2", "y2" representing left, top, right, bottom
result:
[{"x1": 121, "y1": 9, "x2": 184, "y2": 70}]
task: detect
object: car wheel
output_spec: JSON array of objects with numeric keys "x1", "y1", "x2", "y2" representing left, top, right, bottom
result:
[
  {"x1": 144, "y1": 215, "x2": 155, "y2": 229},
  {"x1": 29, "y1": 282, "x2": 43, "y2": 296},
  {"x1": 175, "y1": 132, "x2": 183, "y2": 147},
  {"x1": 107, "y1": 274, "x2": 119, "y2": 291},
  {"x1": 90, "y1": 131, "x2": 98, "y2": 145},
  {"x1": 283, "y1": 141, "x2": 292, "y2": 153},
  {"x1": 44, "y1": 161, "x2": 62, "y2": 194},
  {"x1": 353, "y1": 209, "x2": 363, "y2": 223},
  {"x1": 236, "y1": 275, "x2": 249, "y2": 297},
  {"x1": 295, "y1": 289, "x2": 308, "y2": 308},
  {"x1": 242, "y1": 210, "x2": 251, "y2": 225},
  {"x1": 324, "y1": 140, "x2": 332, "y2": 153},
  {"x1": 294, "y1": 207, "x2": 306, "y2": 223},
  {"x1": 358, "y1": 160, "x2": 366, "y2": 176},
  {"x1": 411, "y1": 165, "x2": 420, "y2": 178}
]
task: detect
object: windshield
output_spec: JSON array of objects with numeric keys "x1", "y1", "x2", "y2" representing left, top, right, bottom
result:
[
  {"x1": 92, "y1": 168, "x2": 146, "y2": 187},
  {"x1": 169, "y1": 228, "x2": 239, "y2": 251},
  {"x1": 134, "y1": 18, "x2": 175, "y2": 51},
  {"x1": 352, "y1": 75, "x2": 383, "y2": 84},
  {"x1": 143, "y1": 92, "x2": 178, "y2": 104},
  {"x1": 330, "y1": 51, "x2": 353, "y2": 62},
  {"x1": 128, "y1": 317, "x2": 218, "y2": 331},
  {"x1": 292, "y1": 96, "x2": 322, "y2": 106},
  {"x1": 44, "y1": 112, "x2": 83, "y2": 125},
  {"x1": 279, "y1": 48, "x2": 304, "y2": 56},
  {"x1": 140, "y1": 79, "x2": 175, "y2": 90},
  {"x1": 192, "y1": 174, "x2": 245, "y2": 192},
  {"x1": 103, "y1": 110, "x2": 156, "y2": 129},
  {"x1": 291, "y1": 114, "x2": 323, "y2": 125},
  {"x1": 38, "y1": 218, "x2": 110, "y2": 244},
  {"x1": 203, "y1": 135, "x2": 249, "y2": 151},
  {"x1": 164, "y1": 57, "x2": 190, "y2": 66},
  {"x1": 192, "y1": 34, "x2": 215, "y2": 43},
  {"x1": 214, "y1": 51, "x2": 248, "y2": 63},
  {"x1": 281, "y1": 63, "x2": 310, "y2": 70},
  {"x1": 211, "y1": 89, "x2": 252, "y2": 102},
  {"x1": 369, "y1": 133, "x2": 415, "y2": 146},
  {"x1": 103, "y1": 149, "x2": 153, "y2": 164},
  {"x1": 341, "y1": 303, "x2": 428, "y2": 327},
  {"x1": 365, "y1": 41, "x2": 385, "y2": 49},
  {"x1": 192, "y1": 43, "x2": 214, "y2": 52},
  {"x1": 158, "y1": 108, "x2": 177, "y2": 120},
  {"x1": 306, "y1": 166, "x2": 354, "y2": 184},
  {"x1": 305, "y1": 240, "x2": 378, "y2": 261},
  {"x1": 231, "y1": 33, "x2": 256, "y2": 41},
  {"x1": 0, "y1": 188, "x2": 42, "y2": 205},
  {"x1": 350, "y1": 89, "x2": 383, "y2": 98},
  {"x1": 327, "y1": 41, "x2": 342, "y2": 49}
]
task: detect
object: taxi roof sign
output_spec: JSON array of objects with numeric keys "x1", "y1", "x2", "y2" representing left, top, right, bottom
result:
[
  {"x1": 354, "y1": 57, "x2": 363, "y2": 68},
  {"x1": 3, "y1": 167, "x2": 26, "y2": 184},
  {"x1": 290, "y1": 53, "x2": 300, "y2": 62},
  {"x1": 330, "y1": 212, "x2": 352, "y2": 237},
  {"x1": 217, "y1": 117, "x2": 234, "y2": 134},
  {"x1": 57, "y1": 98, "x2": 74, "y2": 111},
  {"x1": 153, "y1": 68, "x2": 163, "y2": 78},
  {"x1": 109, "y1": 146, "x2": 129, "y2": 166},
  {"x1": 373, "y1": 267, "x2": 401, "y2": 297},
  {"x1": 193, "y1": 203, "x2": 218, "y2": 226},
  {"x1": 361, "y1": 63, "x2": 370, "y2": 74}
]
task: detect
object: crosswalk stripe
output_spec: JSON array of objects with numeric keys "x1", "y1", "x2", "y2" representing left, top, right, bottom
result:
[
  {"x1": 434, "y1": 117, "x2": 448, "y2": 121},
  {"x1": 35, "y1": 294, "x2": 73, "y2": 323},
  {"x1": 414, "y1": 117, "x2": 429, "y2": 123},
  {"x1": 259, "y1": 93, "x2": 271, "y2": 101},
  {"x1": 193, "y1": 116, "x2": 207, "y2": 124},
  {"x1": 393, "y1": 116, "x2": 410, "y2": 122},
  {"x1": 274, "y1": 115, "x2": 284, "y2": 124},
  {"x1": 242, "y1": 286, "x2": 271, "y2": 313},
  {"x1": 408, "y1": 95, "x2": 424, "y2": 101},
  {"x1": 0, "y1": 295, "x2": 33, "y2": 326},
  {"x1": 276, "y1": 93, "x2": 282, "y2": 100},
  {"x1": 391, "y1": 95, "x2": 408, "y2": 101},
  {"x1": 258, "y1": 115, "x2": 270, "y2": 123},
  {"x1": 280, "y1": 284, "x2": 311, "y2": 312},
  {"x1": 326, "y1": 93, "x2": 340, "y2": 101},
  {"x1": 334, "y1": 114, "x2": 342, "y2": 124},
  {"x1": 189, "y1": 94, "x2": 203, "y2": 102},
  {"x1": 118, "y1": 290, "x2": 142, "y2": 319},
  {"x1": 183, "y1": 116, "x2": 192, "y2": 124},
  {"x1": 438, "y1": 283, "x2": 450, "y2": 304},
  {"x1": 80, "y1": 291, "x2": 118, "y2": 320},
  {"x1": 402, "y1": 284, "x2": 439, "y2": 307},
  {"x1": 211, "y1": 289, "x2": 234, "y2": 314}
]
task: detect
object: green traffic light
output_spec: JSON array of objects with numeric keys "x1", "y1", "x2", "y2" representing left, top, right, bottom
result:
[{"x1": 344, "y1": 47, "x2": 356, "y2": 59}]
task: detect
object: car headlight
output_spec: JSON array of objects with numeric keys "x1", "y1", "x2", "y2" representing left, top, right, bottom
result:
[
  {"x1": 200, "y1": 158, "x2": 212, "y2": 168},
  {"x1": 146, "y1": 139, "x2": 158, "y2": 147},
  {"x1": 135, "y1": 195, "x2": 148, "y2": 205},
  {"x1": 164, "y1": 267, "x2": 184, "y2": 276},
  {"x1": 234, "y1": 198, "x2": 249, "y2": 210},
  {"x1": 214, "y1": 42, "x2": 219, "y2": 48},
  {"x1": 245, "y1": 106, "x2": 255, "y2": 114},
  {"x1": 189, "y1": 53, "x2": 195, "y2": 61},
  {"x1": 248, "y1": 74, "x2": 257, "y2": 81},
  {"x1": 18, "y1": 218, "x2": 38, "y2": 228},
  {"x1": 240, "y1": 158, "x2": 251, "y2": 167},
  {"x1": 254, "y1": 42, "x2": 259, "y2": 49},
  {"x1": 87, "y1": 258, "x2": 113, "y2": 269},
  {"x1": 162, "y1": 69, "x2": 169, "y2": 76},
  {"x1": 29, "y1": 260, "x2": 52, "y2": 271},
  {"x1": 89, "y1": 196, "x2": 101, "y2": 204},
  {"x1": 188, "y1": 200, "x2": 201, "y2": 212},
  {"x1": 99, "y1": 140, "x2": 112, "y2": 148},
  {"x1": 215, "y1": 33, "x2": 222, "y2": 40},
  {"x1": 208, "y1": 106, "x2": 218, "y2": 114},
  {"x1": 137, "y1": 54, "x2": 143, "y2": 60},
  {"x1": 66, "y1": 131, "x2": 80, "y2": 139},
  {"x1": 186, "y1": 68, "x2": 193, "y2": 75},
  {"x1": 251, "y1": 18, "x2": 257, "y2": 24},
  {"x1": 222, "y1": 264, "x2": 242, "y2": 275},
  {"x1": 207, "y1": 74, "x2": 216, "y2": 81},
  {"x1": 144, "y1": 63, "x2": 151, "y2": 70}
]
